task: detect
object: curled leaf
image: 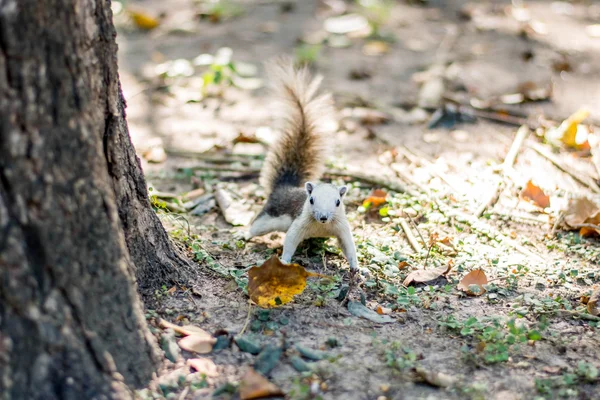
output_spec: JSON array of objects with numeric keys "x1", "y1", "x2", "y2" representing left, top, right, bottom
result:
[
  {"x1": 159, "y1": 319, "x2": 213, "y2": 339},
  {"x1": 128, "y1": 9, "x2": 160, "y2": 30},
  {"x1": 547, "y1": 108, "x2": 590, "y2": 149},
  {"x1": 588, "y1": 289, "x2": 599, "y2": 316},
  {"x1": 348, "y1": 301, "x2": 393, "y2": 324},
  {"x1": 403, "y1": 263, "x2": 451, "y2": 286},
  {"x1": 563, "y1": 197, "x2": 600, "y2": 227},
  {"x1": 363, "y1": 189, "x2": 388, "y2": 208},
  {"x1": 415, "y1": 366, "x2": 457, "y2": 388},
  {"x1": 178, "y1": 334, "x2": 217, "y2": 354},
  {"x1": 187, "y1": 358, "x2": 219, "y2": 377},
  {"x1": 457, "y1": 270, "x2": 488, "y2": 296},
  {"x1": 239, "y1": 368, "x2": 284, "y2": 400},
  {"x1": 248, "y1": 256, "x2": 320, "y2": 307},
  {"x1": 521, "y1": 180, "x2": 550, "y2": 209}
]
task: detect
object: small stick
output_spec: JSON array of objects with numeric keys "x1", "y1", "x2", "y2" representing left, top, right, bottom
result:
[
  {"x1": 399, "y1": 218, "x2": 422, "y2": 253},
  {"x1": 529, "y1": 141, "x2": 600, "y2": 193},
  {"x1": 404, "y1": 212, "x2": 427, "y2": 248},
  {"x1": 178, "y1": 164, "x2": 407, "y2": 193},
  {"x1": 475, "y1": 125, "x2": 530, "y2": 217},
  {"x1": 503, "y1": 125, "x2": 530, "y2": 169},
  {"x1": 538, "y1": 309, "x2": 600, "y2": 322},
  {"x1": 550, "y1": 212, "x2": 564, "y2": 237},
  {"x1": 239, "y1": 301, "x2": 253, "y2": 336}
]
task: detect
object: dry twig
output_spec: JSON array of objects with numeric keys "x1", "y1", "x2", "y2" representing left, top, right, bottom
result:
[
  {"x1": 399, "y1": 218, "x2": 422, "y2": 253},
  {"x1": 475, "y1": 125, "x2": 530, "y2": 217}
]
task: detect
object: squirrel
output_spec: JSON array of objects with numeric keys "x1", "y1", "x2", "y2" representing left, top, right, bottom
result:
[{"x1": 245, "y1": 60, "x2": 358, "y2": 271}]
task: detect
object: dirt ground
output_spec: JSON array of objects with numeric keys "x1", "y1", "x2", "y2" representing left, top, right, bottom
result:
[{"x1": 114, "y1": 1, "x2": 600, "y2": 399}]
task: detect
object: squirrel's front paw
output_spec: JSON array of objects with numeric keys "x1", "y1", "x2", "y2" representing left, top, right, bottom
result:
[{"x1": 233, "y1": 230, "x2": 251, "y2": 241}]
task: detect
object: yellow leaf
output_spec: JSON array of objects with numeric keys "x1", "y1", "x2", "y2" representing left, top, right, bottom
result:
[
  {"x1": 520, "y1": 180, "x2": 550, "y2": 209},
  {"x1": 555, "y1": 108, "x2": 590, "y2": 149},
  {"x1": 248, "y1": 256, "x2": 320, "y2": 308},
  {"x1": 128, "y1": 9, "x2": 160, "y2": 30},
  {"x1": 363, "y1": 189, "x2": 388, "y2": 208},
  {"x1": 239, "y1": 368, "x2": 284, "y2": 400},
  {"x1": 588, "y1": 289, "x2": 599, "y2": 316},
  {"x1": 457, "y1": 270, "x2": 488, "y2": 296}
]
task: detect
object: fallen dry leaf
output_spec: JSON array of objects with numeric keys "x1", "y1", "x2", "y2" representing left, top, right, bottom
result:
[
  {"x1": 248, "y1": 255, "x2": 320, "y2": 308},
  {"x1": 588, "y1": 288, "x2": 599, "y2": 316},
  {"x1": 521, "y1": 180, "x2": 550, "y2": 209},
  {"x1": 142, "y1": 146, "x2": 167, "y2": 163},
  {"x1": 363, "y1": 189, "x2": 388, "y2": 208},
  {"x1": 415, "y1": 366, "x2": 457, "y2": 388},
  {"x1": 233, "y1": 132, "x2": 261, "y2": 145},
  {"x1": 376, "y1": 305, "x2": 392, "y2": 315},
  {"x1": 187, "y1": 358, "x2": 219, "y2": 377},
  {"x1": 563, "y1": 197, "x2": 600, "y2": 235},
  {"x1": 128, "y1": 9, "x2": 160, "y2": 30},
  {"x1": 178, "y1": 335, "x2": 217, "y2": 354},
  {"x1": 239, "y1": 368, "x2": 284, "y2": 400},
  {"x1": 403, "y1": 263, "x2": 451, "y2": 287},
  {"x1": 457, "y1": 270, "x2": 488, "y2": 296},
  {"x1": 398, "y1": 261, "x2": 410, "y2": 270},
  {"x1": 159, "y1": 319, "x2": 214, "y2": 339},
  {"x1": 215, "y1": 188, "x2": 254, "y2": 226},
  {"x1": 548, "y1": 108, "x2": 590, "y2": 149},
  {"x1": 362, "y1": 41, "x2": 390, "y2": 56}
]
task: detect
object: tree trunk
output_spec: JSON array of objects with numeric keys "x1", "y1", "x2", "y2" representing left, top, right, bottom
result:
[{"x1": 0, "y1": 0, "x2": 190, "y2": 398}]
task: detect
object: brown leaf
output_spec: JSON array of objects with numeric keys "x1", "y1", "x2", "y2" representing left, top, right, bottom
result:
[
  {"x1": 588, "y1": 288, "x2": 599, "y2": 316},
  {"x1": 178, "y1": 335, "x2": 217, "y2": 354},
  {"x1": 363, "y1": 189, "x2": 387, "y2": 207},
  {"x1": 563, "y1": 197, "x2": 600, "y2": 228},
  {"x1": 398, "y1": 261, "x2": 410, "y2": 270},
  {"x1": 521, "y1": 180, "x2": 550, "y2": 209},
  {"x1": 248, "y1": 255, "x2": 320, "y2": 308},
  {"x1": 159, "y1": 319, "x2": 213, "y2": 338},
  {"x1": 376, "y1": 305, "x2": 392, "y2": 315},
  {"x1": 187, "y1": 358, "x2": 219, "y2": 377},
  {"x1": 457, "y1": 270, "x2": 488, "y2": 296},
  {"x1": 403, "y1": 263, "x2": 451, "y2": 286},
  {"x1": 239, "y1": 368, "x2": 284, "y2": 400},
  {"x1": 233, "y1": 132, "x2": 261, "y2": 145}
]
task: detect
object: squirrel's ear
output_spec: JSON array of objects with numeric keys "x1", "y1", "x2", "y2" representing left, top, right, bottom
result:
[
  {"x1": 339, "y1": 186, "x2": 347, "y2": 197},
  {"x1": 305, "y1": 182, "x2": 314, "y2": 194}
]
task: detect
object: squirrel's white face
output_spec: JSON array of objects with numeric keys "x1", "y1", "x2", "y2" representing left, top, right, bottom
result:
[{"x1": 305, "y1": 182, "x2": 347, "y2": 224}]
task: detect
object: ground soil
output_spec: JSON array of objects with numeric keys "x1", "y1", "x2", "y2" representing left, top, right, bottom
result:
[{"x1": 116, "y1": 1, "x2": 600, "y2": 399}]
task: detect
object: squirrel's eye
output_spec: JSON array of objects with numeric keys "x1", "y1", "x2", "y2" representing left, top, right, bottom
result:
[
  {"x1": 336, "y1": 199, "x2": 341, "y2": 207},
  {"x1": 309, "y1": 197, "x2": 314, "y2": 205}
]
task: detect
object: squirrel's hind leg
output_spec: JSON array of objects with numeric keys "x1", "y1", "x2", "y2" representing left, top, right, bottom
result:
[{"x1": 248, "y1": 212, "x2": 293, "y2": 238}]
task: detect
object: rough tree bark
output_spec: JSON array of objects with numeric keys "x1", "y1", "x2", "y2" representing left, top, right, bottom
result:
[{"x1": 0, "y1": 0, "x2": 191, "y2": 398}]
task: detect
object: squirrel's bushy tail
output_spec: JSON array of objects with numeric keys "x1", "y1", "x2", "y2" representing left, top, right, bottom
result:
[{"x1": 259, "y1": 59, "x2": 335, "y2": 196}]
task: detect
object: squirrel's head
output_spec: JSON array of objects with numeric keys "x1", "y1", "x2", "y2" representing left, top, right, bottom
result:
[{"x1": 305, "y1": 182, "x2": 347, "y2": 224}]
